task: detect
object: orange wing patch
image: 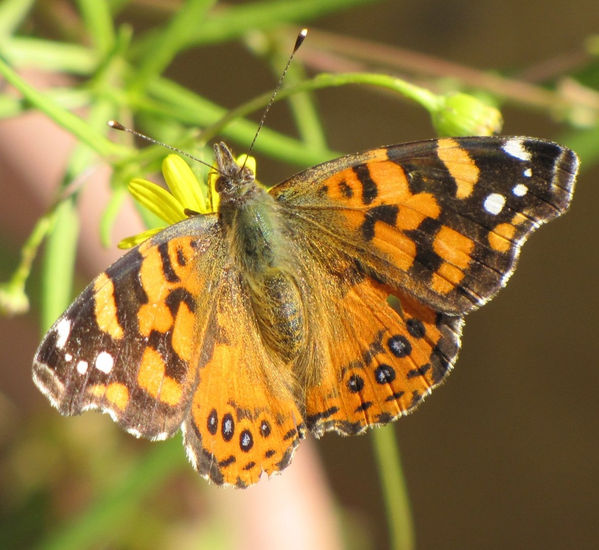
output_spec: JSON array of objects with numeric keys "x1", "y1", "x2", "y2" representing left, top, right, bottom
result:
[
  {"x1": 306, "y1": 274, "x2": 463, "y2": 436},
  {"x1": 436, "y1": 138, "x2": 480, "y2": 199},
  {"x1": 137, "y1": 237, "x2": 203, "y2": 337},
  {"x1": 488, "y1": 222, "x2": 517, "y2": 253},
  {"x1": 93, "y1": 273, "x2": 124, "y2": 339},
  {"x1": 430, "y1": 226, "x2": 475, "y2": 295},
  {"x1": 137, "y1": 347, "x2": 183, "y2": 406},
  {"x1": 318, "y1": 156, "x2": 442, "y2": 277}
]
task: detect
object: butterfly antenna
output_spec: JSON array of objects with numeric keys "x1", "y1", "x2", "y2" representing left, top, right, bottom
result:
[
  {"x1": 107, "y1": 120, "x2": 223, "y2": 174},
  {"x1": 241, "y1": 28, "x2": 308, "y2": 170}
]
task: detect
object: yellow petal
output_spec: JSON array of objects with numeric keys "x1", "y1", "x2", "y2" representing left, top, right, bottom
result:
[
  {"x1": 236, "y1": 154, "x2": 256, "y2": 177},
  {"x1": 118, "y1": 227, "x2": 164, "y2": 249},
  {"x1": 207, "y1": 168, "x2": 220, "y2": 212},
  {"x1": 128, "y1": 178, "x2": 186, "y2": 225},
  {"x1": 162, "y1": 154, "x2": 209, "y2": 213}
]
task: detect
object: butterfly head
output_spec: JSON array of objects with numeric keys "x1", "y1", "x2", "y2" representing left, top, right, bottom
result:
[{"x1": 213, "y1": 142, "x2": 257, "y2": 204}]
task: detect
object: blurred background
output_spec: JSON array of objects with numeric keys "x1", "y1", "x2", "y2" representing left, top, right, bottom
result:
[{"x1": 1, "y1": 1, "x2": 598, "y2": 549}]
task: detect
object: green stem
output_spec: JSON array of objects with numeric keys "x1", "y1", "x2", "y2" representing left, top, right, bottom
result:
[
  {"x1": 0, "y1": 212, "x2": 53, "y2": 316},
  {"x1": 77, "y1": 0, "x2": 115, "y2": 56},
  {"x1": 0, "y1": 0, "x2": 35, "y2": 38},
  {"x1": 201, "y1": 71, "x2": 441, "y2": 143},
  {"x1": 371, "y1": 425, "x2": 415, "y2": 550},
  {"x1": 267, "y1": 36, "x2": 328, "y2": 150}
]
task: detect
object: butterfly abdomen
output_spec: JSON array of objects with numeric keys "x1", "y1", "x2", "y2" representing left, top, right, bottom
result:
[
  {"x1": 251, "y1": 269, "x2": 305, "y2": 363},
  {"x1": 221, "y1": 187, "x2": 307, "y2": 364}
]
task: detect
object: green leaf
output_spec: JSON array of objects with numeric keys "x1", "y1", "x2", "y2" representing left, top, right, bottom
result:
[
  {"x1": 41, "y1": 199, "x2": 79, "y2": 332},
  {"x1": 2, "y1": 37, "x2": 97, "y2": 74},
  {"x1": 0, "y1": 57, "x2": 124, "y2": 157},
  {"x1": 130, "y1": 0, "x2": 217, "y2": 94},
  {"x1": 131, "y1": 0, "x2": 380, "y2": 55},
  {"x1": 77, "y1": 0, "x2": 116, "y2": 56},
  {"x1": 0, "y1": 0, "x2": 35, "y2": 39}
]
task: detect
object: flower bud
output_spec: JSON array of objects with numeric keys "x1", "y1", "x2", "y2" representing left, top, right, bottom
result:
[{"x1": 431, "y1": 92, "x2": 503, "y2": 137}]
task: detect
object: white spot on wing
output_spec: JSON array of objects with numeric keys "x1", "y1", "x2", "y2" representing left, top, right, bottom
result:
[
  {"x1": 64, "y1": 353, "x2": 72, "y2": 362},
  {"x1": 523, "y1": 168, "x2": 532, "y2": 178},
  {"x1": 502, "y1": 138, "x2": 532, "y2": 161},
  {"x1": 185, "y1": 445, "x2": 198, "y2": 469},
  {"x1": 76, "y1": 360, "x2": 88, "y2": 375},
  {"x1": 483, "y1": 193, "x2": 506, "y2": 215},
  {"x1": 55, "y1": 319, "x2": 71, "y2": 349},
  {"x1": 181, "y1": 424, "x2": 199, "y2": 470},
  {"x1": 95, "y1": 351, "x2": 114, "y2": 374},
  {"x1": 32, "y1": 363, "x2": 64, "y2": 409},
  {"x1": 512, "y1": 184, "x2": 528, "y2": 197}
]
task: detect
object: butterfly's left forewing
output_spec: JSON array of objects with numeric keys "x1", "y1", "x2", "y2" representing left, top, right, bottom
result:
[
  {"x1": 33, "y1": 215, "x2": 220, "y2": 439},
  {"x1": 34, "y1": 212, "x2": 305, "y2": 487}
]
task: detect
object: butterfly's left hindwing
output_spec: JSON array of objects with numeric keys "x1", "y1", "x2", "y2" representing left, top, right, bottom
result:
[
  {"x1": 33, "y1": 215, "x2": 220, "y2": 439},
  {"x1": 182, "y1": 272, "x2": 306, "y2": 488}
]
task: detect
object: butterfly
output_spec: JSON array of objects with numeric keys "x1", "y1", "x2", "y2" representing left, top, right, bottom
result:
[{"x1": 33, "y1": 136, "x2": 578, "y2": 487}]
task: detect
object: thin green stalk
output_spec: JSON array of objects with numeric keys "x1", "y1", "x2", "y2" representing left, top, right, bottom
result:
[
  {"x1": 41, "y1": 198, "x2": 79, "y2": 331},
  {"x1": 0, "y1": 213, "x2": 52, "y2": 316},
  {"x1": 0, "y1": 56, "x2": 125, "y2": 157},
  {"x1": 371, "y1": 425, "x2": 415, "y2": 550},
  {"x1": 1, "y1": 37, "x2": 97, "y2": 74},
  {"x1": 283, "y1": 66, "x2": 328, "y2": 150},
  {"x1": 100, "y1": 184, "x2": 128, "y2": 247},
  {"x1": 36, "y1": 439, "x2": 185, "y2": 550},
  {"x1": 267, "y1": 34, "x2": 328, "y2": 150}
]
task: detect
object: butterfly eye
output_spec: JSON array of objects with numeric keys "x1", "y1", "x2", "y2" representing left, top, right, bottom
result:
[{"x1": 214, "y1": 175, "x2": 228, "y2": 194}]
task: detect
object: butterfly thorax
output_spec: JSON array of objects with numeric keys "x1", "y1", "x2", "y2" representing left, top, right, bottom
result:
[{"x1": 215, "y1": 142, "x2": 306, "y2": 364}]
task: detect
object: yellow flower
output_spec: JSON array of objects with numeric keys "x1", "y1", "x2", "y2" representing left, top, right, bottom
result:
[{"x1": 119, "y1": 152, "x2": 256, "y2": 249}]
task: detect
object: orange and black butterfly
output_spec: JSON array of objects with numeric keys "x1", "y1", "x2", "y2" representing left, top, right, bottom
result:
[{"x1": 34, "y1": 136, "x2": 577, "y2": 487}]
